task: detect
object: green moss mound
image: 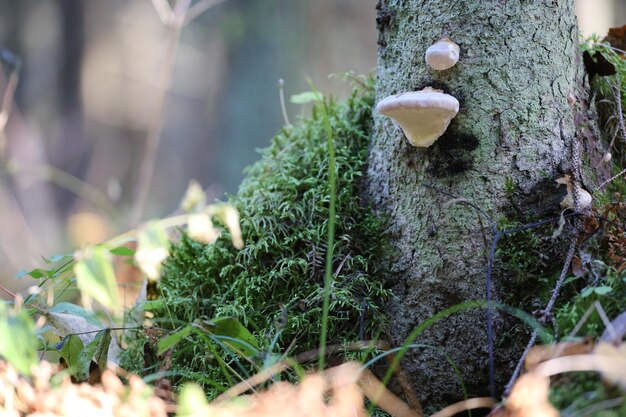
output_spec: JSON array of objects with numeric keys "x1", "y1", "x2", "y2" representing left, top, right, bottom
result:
[{"x1": 125, "y1": 79, "x2": 390, "y2": 395}]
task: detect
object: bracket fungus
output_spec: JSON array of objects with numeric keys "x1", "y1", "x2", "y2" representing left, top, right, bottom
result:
[
  {"x1": 556, "y1": 175, "x2": 592, "y2": 210},
  {"x1": 375, "y1": 87, "x2": 459, "y2": 147},
  {"x1": 425, "y1": 37, "x2": 460, "y2": 70}
]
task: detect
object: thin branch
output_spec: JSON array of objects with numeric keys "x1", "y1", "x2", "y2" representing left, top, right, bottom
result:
[
  {"x1": 0, "y1": 283, "x2": 17, "y2": 299},
  {"x1": 0, "y1": 70, "x2": 19, "y2": 157},
  {"x1": 130, "y1": 0, "x2": 190, "y2": 226},
  {"x1": 184, "y1": 0, "x2": 228, "y2": 25},
  {"x1": 6, "y1": 163, "x2": 117, "y2": 217},
  {"x1": 597, "y1": 167, "x2": 626, "y2": 191},
  {"x1": 149, "y1": 0, "x2": 175, "y2": 26}
]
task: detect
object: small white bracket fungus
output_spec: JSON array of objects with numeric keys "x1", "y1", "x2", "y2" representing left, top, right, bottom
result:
[
  {"x1": 556, "y1": 175, "x2": 592, "y2": 210},
  {"x1": 425, "y1": 37, "x2": 460, "y2": 70},
  {"x1": 375, "y1": 87, "x2": 459, "y2": 147}
]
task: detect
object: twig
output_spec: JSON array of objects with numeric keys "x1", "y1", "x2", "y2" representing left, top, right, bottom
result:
[
  {"x1": 130, "y1": 0, "x2": 190, "y2": 226},
  {"x1": 7, "y1": 163, "x2": 117, "y2": 217},
  {"x1": 184, "y1": 0, "x2": 228, "y2": 25},
  {"x1": 149, "y1": 0, "x2": 175, "y2": 25},
  {"x1": 596, "y1": 167, "x2": 626, "y2": 191},
  {"x1": 0, "y1": 283, "x2": 18, "y2": 299},
  {"x1": 0, "y1": 69, "x2": 19, "y2": 158},
  {"x1": 131, "y1": 0, "x2": 228, "y2": 226}
]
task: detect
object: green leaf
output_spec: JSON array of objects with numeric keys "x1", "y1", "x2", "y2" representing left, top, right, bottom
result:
[
  {"x1": 580, "y1": 287, "x2": 594, "y2": 298},
  {"x1": 42, "y1": 254, "x2": 72, "y2": 264},
  {"x1": 58, "y1": 334, "x2": 84, "y2": 369},
  {"x1": 74, "y1": 246, "x2": 120, "y2": 312},
  {"x1": 49, "y1": 302, "x2": 102, "y2": 327},
  {"x1": 158, "y1": 325, "x2": 192, "y2": 355},
  {"x1": 110, "y1": 246, "x2": 136, "y2": 256},
  {"x1": 75, "y1": 330, "x2": 111, "y2": 380},
  {"x1": 0, "y1": 303, "x2": 38, "y2": 375},
  {"x1": 593, "y1": 286, "x2": 613, "y2": 295},
  {"x1": 143, "y1": 299, "x2": 165, "y2": 310},
  {"x1": 204, "y1": 317, "x2": 259, "y2": 357},
  {"x1": 176, "y1": 383, "x2": 208, "y2": 417},
  {"x1": 290, "y1": 91, "x2": 322, "y2": 104},
  {"x1": 93, "y1": 329, "x2": 111, "y2": 371},
  {"x1": 25, "y1": 268, "x2": 47, "y2": 279}
]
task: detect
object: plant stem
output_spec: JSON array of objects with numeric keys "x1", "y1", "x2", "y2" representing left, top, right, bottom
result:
[
  {"x1": 130, "y1": 0, "x2": 189, "y2": 226},
  {"x1": 315, "y1": 86, "x2": 336, "y2": 372}
]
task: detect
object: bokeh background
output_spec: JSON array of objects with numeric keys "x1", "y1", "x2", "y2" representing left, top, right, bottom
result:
[{"x1": 0, "y1": 0, "x2": 623, "y2": 293}]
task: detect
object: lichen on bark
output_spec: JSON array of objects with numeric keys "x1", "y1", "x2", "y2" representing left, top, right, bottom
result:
[{"x1": 369, "y1": 0, "x2": 595, "y2": 408}]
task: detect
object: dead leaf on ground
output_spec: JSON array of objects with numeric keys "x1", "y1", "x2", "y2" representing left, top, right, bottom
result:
[{"x1": 525, "y1": 338, "x2": 594, "y2": 371}]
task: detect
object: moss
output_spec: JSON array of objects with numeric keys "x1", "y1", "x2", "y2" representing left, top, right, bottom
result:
[{"x1": 121, "y1": 78, "x2": 391, "y2": 396}]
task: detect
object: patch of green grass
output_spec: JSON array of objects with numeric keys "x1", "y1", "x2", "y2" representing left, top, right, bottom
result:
[{"x1": 121, "y1": 78, "x2": 391, "y2": 397}]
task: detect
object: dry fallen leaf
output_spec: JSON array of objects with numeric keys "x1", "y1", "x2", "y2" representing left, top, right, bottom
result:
[
  {"x1": 504, "y1": 373, "x2": 559, "y2": 417},
  {"x1": 525, "y1": 338, "x2": 594, "y2": 371},
  {"x1": 593, "y1": 342, "x2": 626, "y2": 389}
]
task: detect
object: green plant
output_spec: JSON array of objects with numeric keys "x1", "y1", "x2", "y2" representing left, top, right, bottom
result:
[{"x1": 122, "y1": 78, "x2": 391, "y2": 397}]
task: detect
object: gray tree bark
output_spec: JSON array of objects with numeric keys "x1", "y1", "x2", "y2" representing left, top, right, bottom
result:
[{"x1": 367, "y1": 0, "x2": 595, "y2": 408}]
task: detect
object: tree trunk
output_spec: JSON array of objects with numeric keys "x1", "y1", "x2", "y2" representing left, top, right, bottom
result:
[{"x1": 368, "y1": 0, "x2": 596, "y2": 408}]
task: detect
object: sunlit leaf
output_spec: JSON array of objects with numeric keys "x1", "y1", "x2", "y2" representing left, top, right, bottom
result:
[
  {"x1": 135, "y1": 222, "x2": 170, "y2": 281},
  {"x1": 177, "y1": 383, "x2": 209, "y2": 417},
  {"x1": 187, "y1": 213, "x2": 220, "y2": 245},
  {"x1": 180, "y1": 180, "x2": 206, "y2": 212},
  {"x1": 74, "y1": 245, "x2": 120, "y2": 312},
  {"x1": 208, "y1": 204, "x2": 243, "y2": 249}
]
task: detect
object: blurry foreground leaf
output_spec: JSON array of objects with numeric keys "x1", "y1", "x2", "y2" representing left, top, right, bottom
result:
[
  {"x1": 177, "y1": 383, "x2": 209, "y2": 417},
  {"x1": 181, "y1": 180, "x2": 206, "y2": 212},
  {"x1": 187, "y1": 213, "x2": 220, "y2": 245},
  {"x1": 74, "y1": 245, "x2": 120, "y2": 312},
  {"x1": 110, "y1": 246, "x2": 136, "y2": 256},
  {"x1": 594, "y1": 342, "x2": 626, "y2": 389},
  {"x1": 208, "y1": 204, "x2": 243, "y2": 249},
  {"x1": 135, "y1": 222, "x2": 170, "y2": 281},
  {"x1": 0, "y1": 303, "x2": 37, "y2": 375}
]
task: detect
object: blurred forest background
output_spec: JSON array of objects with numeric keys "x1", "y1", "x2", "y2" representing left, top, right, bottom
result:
[{"x1": 0, "y1": 0, "x2": 624, "y2": 294}]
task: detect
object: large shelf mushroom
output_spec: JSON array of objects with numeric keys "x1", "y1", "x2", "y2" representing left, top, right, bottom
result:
[{"x1": 375, "y1": 87, "x2": 459, "y2": 147}]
